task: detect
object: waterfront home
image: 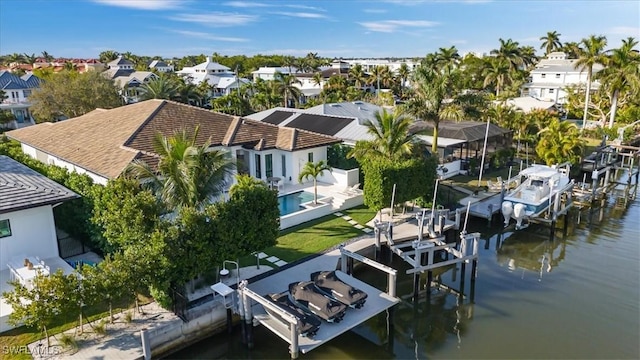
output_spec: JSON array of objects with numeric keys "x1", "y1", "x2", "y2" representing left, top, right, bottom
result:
[
  {"x1": 6, "y1": 100, "x2": 341, "y2": 188},
  {"x1": 503, "y1": 96, "x2": 558, "y2": 113},
  {"x1": 521, "y1": 51, "x2": 603, "y2": 104},
  {"x1": 0, "y1": 156, "x2": 79, "y2": 332},
  {"x1": 0, "y1": 71, "x2": 43, "y2": 129}
]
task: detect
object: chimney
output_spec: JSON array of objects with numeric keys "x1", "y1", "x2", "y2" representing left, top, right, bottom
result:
[{"x1": 206, "y1": 56, "x2": 211, "y2": 62}]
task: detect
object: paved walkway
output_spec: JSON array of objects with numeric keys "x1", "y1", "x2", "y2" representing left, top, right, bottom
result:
[{"x1": 29, "y1": 302, "x2": 175, "y2": 360}]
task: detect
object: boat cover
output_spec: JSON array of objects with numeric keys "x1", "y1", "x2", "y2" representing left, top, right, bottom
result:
[
  {"x1": 289, "y1": 281, "x2": 347, "y2": 322},
  {"x1": 311, "y1": 271, "x2": 368, "y2": 308},
  {"x1": 266, "y1": 292, "x2": 321, "y2": 337}
]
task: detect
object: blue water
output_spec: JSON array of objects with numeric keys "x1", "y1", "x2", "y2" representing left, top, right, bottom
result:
[
  {"x1": 278, "y1": 191, "x2": 317, "y2": 216},
  {"x1": 171, "y1": 194, "x2": 640, "y2": 359}
]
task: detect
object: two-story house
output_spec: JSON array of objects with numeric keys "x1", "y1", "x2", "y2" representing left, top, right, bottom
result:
[
  {"x1": 177, "y1": 57, "x2": 250, "y2": 99},
  {"x1": 0, "y1": 71, "x2": 43, "y2": 129},
  {"x1": 103, "y1": 57, "x2": 158, "y2": 103},
  {"x1": 522, "y1": 52, "x2": 603, "y2": 104}
]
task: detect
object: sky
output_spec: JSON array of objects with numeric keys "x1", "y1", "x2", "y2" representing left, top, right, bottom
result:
[{"x1": 0, "y1": 0, "x2": 639, "y2": 59}]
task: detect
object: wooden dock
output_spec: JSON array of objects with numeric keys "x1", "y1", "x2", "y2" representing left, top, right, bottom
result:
[
  {"x1": 459, "y1": 192, "x2": 503, "y2": 220},
  {"x1": 238, "y1": 237, "x2": 400, "y2": 358}
]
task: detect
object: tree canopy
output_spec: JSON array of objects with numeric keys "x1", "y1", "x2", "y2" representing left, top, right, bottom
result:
[{"x1": 29, "y1": 70, "x2": 123, "y2": 122}]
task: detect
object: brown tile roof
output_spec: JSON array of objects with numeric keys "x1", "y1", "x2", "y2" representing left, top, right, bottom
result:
[{"x1": 7, "y1": 100, "x2": 340, "y2": 179}]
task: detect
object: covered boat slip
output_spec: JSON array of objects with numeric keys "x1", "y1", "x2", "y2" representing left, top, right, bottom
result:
[{"x1": 244, "y1": 239, "x2": 400, "y2": 356}]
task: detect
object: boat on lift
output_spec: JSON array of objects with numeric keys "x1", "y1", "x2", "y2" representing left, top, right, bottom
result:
[{"x1": 501, "y1": 163, "x2": 574, "y2": 230}]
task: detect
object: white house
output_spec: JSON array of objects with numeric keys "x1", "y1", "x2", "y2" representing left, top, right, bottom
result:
[
  {"x1": 6, "y1": 100, "x2": 342, "y2": 188},
  {"x1": 343, "y1": 58, "x2": 419, "y2": 74},
  {"x1": 148, "y1": 59, "x2": 174, "y2": 73},
  {"x1": 177, "y1": 57, "x2": 250, "y2": 98},
  {"x1": 0, "y1": 155, "x2": 78, "y2": 332},
  {"x1": 0, "y1": 71, "x2": 43, "y2": 129},
  {"x1": 522, "y1": 51, "x2": 603, "y2": 104},
  {"x1": 103, "y1": 57, "x2": 159, "y2": 103},
  {"x1": 251, "y1": 66, "x2": 296, "y2": 81}
]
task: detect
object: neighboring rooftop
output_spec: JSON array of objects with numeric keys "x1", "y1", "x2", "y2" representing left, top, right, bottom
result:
[
  {"x1": 0, "y1": 155, "x2": 79, "y2": 214},
  {"x1": 6, "y1": 100, "x2": 340, "y2": 179},
  {"x1": 504, "y1": 97, "x2": 557, "y2": 113},
  {"x1": 410, "y1": 120, "x2": 511, "y2": 143},
  {"x1": 0, "y1": 71, "x2": 43, "y2": 90}
]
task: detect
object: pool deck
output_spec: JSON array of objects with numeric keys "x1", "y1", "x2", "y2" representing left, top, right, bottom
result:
[{"x1": 246, "y1": 236, "x2": 400, "y2": 355}]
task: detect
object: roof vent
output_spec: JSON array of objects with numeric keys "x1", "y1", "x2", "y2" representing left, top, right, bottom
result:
[
  {"x1": 352, "y1": 101, "x2": 363, "y2": 104},
  {"x1": 329, "y1": 104, "x2": 341, "y2": 107}
]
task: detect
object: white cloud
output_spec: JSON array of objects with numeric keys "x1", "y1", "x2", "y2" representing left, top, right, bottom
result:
[
  {"x1": 363, "y1": 9, "x2": 388, "y2": 14},
  {"x1": 285, "y1": 4, "x2": 326, "y2": 12},
  {"x1": 169, "y1": 30, "x2": 249, "y2": 42},
  {"x1": 359, "y1": 20, "x2": 438, "y2": 33},
  {"x1": 170, "y1": 12, "x2": 258, "y2": 26},
  {"x1": 223, "y1": 1, "x2": 270, "y2": 7},
  {"x1": 607, "y1": 26, "x2": 640, "y2": 37},
  {"x1": 92, "y1": 0, "x2": 184, "y2": 10},
  {"x1": 270, "y1": 11, "x2": 327, "y2": 19}
]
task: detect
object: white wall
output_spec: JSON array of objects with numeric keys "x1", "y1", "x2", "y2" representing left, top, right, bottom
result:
[
  {"x1": 317, "y1": 167, "x2": 359, "y2": 187},
  {"x1": 21, "y1": 144, "x2": 109, "y2": 185},
  {"x1": 0, "y1": 206, "x2": 59, "y2": 267},
  {"x1": 292, "y1": 148, "x2": 327, "y2": 186}
]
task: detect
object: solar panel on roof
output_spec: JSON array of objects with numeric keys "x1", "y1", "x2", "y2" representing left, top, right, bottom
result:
[
  {"x1": 285, "y1": 114, "x2": 353, "y2": 136},
  {"x1": 262, "y1": 111, "x2": 295, "y2": 125}
]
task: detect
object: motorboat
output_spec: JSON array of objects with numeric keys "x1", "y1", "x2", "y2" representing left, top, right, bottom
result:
[
  {"x1": 265, "y1": 292, "x2": 321, "y2": 337},
  {"x1": 288, "y1": 281, "x2": 347, "y2": 323},
  {"x1": 501, "y1": 163, "x2": 573, "y2": 230},
  {"x1": 311, "y1": 271, "x2": 368, "y2": 309}
]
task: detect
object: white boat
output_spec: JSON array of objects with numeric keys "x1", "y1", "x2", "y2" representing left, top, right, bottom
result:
[{"x1": 501, "y1": 163, "x2": 574, "y2": 229}]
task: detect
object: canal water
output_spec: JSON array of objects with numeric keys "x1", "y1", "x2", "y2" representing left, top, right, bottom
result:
[{"x1": 169, "y1": 196, "x2": 639, "y2": 359}]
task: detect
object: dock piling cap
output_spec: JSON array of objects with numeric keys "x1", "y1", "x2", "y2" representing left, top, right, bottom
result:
[{"x1": 211, "y1": 282, "x2": 234, "y2": 297}]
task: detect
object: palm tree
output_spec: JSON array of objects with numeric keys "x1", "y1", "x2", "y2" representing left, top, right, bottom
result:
[
  {"x1": 561, "y1": 42, "x2": 581, "y2": 59},
  {"x1": 7, "y1": 53, "x2": 24, "y2": 64},
  {"x1": 490, "y1": 38, "x2": 524, "y2": 71},
  {"x1": 435, "y1": 46, "x2": 461, "y2": 68},
  {"x1": 125, "y1": 126, "x2": 234, "y2": 210},
  {"x1": 63, "y1": 61, "x2": 77, "y2": 71},
  {"x1": 519, "y1": 46, "x2": 539, "y2": 69},
  {"x1": 535, "y1": 118, "x2": 583, "y2": 166},
  {"x1": 311, "y1": 72, "x2": 323, "y2": 89},
  {"x1": 41, "y1": 51, "x2": 54, "y2": 62},
  {"x1": 273, "y1": 72, "x2": 302, "y2": 108},
  {"x1": 22, "y1": 53, "x2": 37, "y2": 65},
  {"x1": 349, "y1": 64, "x2": 367, "y2": 89},
  {"x1": 397, "y1": 63, "x2": 411, "y2": 98},
  {"x1": 540, "y1": 31, "x2": 563, "y2": 55},
  {"x1": 177, "y1": 81, "x2": 201, "y2": 106},
  {"x1": 574, "y1": 34, "x2": 608, "y2": 130},
  {"x1": 99, "y1": 50, "x2": 119, "y2": 63},
  {"x1": 139, "y1": 76, "x2": 179, "y2": 100},
  {"x1": 596, "y1": 37, "x2": 640, "y2": 128},
  {"x1": 348, "y1": 108, "x2": 418, "y2": 162},
  {"x1": 406, "y1": 63, "x2": 464, "y2": 155},
  {"x1": 298, "y1": 160, "x2": 332, "y2": 204},
  {"x1": 482, "y1": 58, "x2": 511, "y2": 97}
]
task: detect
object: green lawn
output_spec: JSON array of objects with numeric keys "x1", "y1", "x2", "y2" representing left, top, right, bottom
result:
[{"x1": 265, "y1": 205, "x2": 377, "y2": 263}]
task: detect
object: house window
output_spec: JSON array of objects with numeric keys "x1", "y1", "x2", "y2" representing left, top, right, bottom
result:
[
  {"x1": 308, "y1": 152, "x2": 313, "y2": 163},
  {"x1": 541, "y1": 73, "x2": 546, "y2": 79},
  {"x1": 549, "y1": 89, "x2": 555, "y2": 94},
  {"x1": 0, "y1": 219, "x2": 11, "y2": 238},
  {"x1": 23, "y1": 90, "x2": 31, "y2": 97},
  {"x1": 265, "y1": 154, "x2": 273, "y2": 178},
  {"x1": 255, "y1": 154, "x2": 261, "y2": 178},
  {"x1": 555, "y1": 74, "x2": 561, "y2": 79},
  {"x1": 281, "y1": 154, "x2": 286, "y2": 177}
]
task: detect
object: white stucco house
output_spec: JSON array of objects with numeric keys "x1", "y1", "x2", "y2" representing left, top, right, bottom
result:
[
  {"x1": 522, "y1": 51, "x2": 603, "y2": 104},
  {"x1": 0, "y1": 155, "x2": 78, "y2": 332},
  {"x1": 177, "y1": 57, "x2": 250, "y2": 98},
  {"x1": 0, "y1": 71, "x2": 43, "y2": 129},
  {"x1": 6, "y1": 100, "x2": 342, "y2": 189}
]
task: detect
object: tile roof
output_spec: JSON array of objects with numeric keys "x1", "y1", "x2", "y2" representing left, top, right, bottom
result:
[
  {"x1": 0, "y1": 155, "x2": 79, "y2": 214},
  {"x1": 7, "y1": 100, "x2": 339, "y2": 179}
]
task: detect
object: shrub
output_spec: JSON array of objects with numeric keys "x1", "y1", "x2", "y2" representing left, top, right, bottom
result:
[
  {"x1": 124, "y1": 311, "x2": 133, "y2": 323},
  {"x1": 94, "y1": 320, "x2": 107, "y2": 335},
  {"x1": 58, "y1": 333, "x2": 78, "y2": 351}
]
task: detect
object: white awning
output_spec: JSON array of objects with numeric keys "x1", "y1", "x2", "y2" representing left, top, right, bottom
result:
[{"x1": 416, "y1": 135, "x2": 466, "y2": 148}]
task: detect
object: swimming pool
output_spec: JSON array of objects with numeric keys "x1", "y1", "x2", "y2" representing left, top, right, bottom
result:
[{"x1": 278, "y1": 191, "x2": 320, "y2": 216}]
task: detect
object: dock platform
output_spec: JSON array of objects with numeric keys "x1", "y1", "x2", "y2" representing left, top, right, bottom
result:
[
  {"x1": 459, "y1": 192, "x2": 502, "y2": 220},
  {"x1": 244, "y1": 238, "x2": 400, "y2": 356}
]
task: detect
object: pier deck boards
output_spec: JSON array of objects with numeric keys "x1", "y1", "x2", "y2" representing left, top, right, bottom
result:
[
  {"x1": 246, "y1": 238, "x2": 400, "y2": 354},
  {"x1": 461, "y1": 192, "x2": 502, "y2": 220}
]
